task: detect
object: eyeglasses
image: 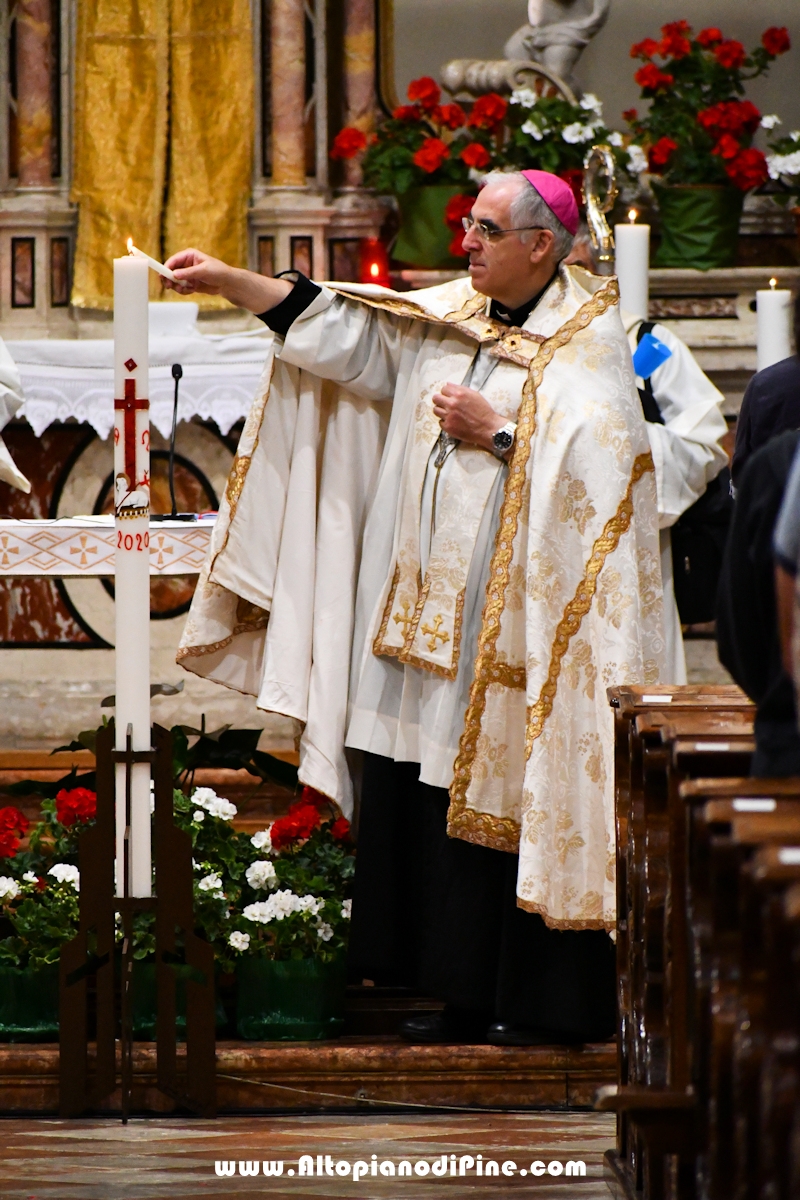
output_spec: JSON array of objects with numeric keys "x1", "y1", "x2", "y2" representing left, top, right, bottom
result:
[{"x1": 461, "y1": 215, "x2": 545, "y2": 241}]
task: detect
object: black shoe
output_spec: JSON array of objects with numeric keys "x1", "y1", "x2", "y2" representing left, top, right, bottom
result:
[
  {"x1": 398, "y1": 1006, "x2": 490, "y2": 1044},
  {"x1": 487, "y1": 1021, "x2": 588, "y2": 1047}
]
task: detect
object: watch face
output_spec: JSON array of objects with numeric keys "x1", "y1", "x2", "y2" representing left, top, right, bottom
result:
[{"x1": 493, "y1": 429, "x2": 514, "y2": 451}]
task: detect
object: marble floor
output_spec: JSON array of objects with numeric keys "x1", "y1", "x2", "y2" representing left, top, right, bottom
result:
[{"x1": 0, "y1": 1111, "x2": 616, "y2": 1199}]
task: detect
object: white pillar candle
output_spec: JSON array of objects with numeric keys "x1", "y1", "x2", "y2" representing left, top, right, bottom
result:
[
  {"x1": 614, "y1": 213, "x2": 650, "y2": 320},
  {"x1": 113, "y1": 255, "x2": 151, "y2": 899},
  {"x1": 756, "y1": 278, "x2": 792, "y2": 372}
]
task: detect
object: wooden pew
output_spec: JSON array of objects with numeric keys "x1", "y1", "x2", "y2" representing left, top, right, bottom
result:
[
  {"x1": 602, "y1": 689, "x2": 755, "y2": 1200},
  {"x1": 679, "y1": 782, "x2": 800, "y2": 1200}
]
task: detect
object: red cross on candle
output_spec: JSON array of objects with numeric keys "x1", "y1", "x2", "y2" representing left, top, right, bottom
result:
[{"x1": 114, "y1": 378, "x2": 149, "y2": 489}]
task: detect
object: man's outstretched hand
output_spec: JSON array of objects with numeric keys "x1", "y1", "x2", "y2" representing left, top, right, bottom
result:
[
  {"x1": 432, "y1": 383, "x2": 511, "y2": 456},
  {"x1": 163, "y1": 248, "x2": 293, "y2": 313}
]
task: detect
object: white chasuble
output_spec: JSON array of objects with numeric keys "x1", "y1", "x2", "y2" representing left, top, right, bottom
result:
[{"x1": 177, "y1": 266, "x2": 667, "y2": 930}]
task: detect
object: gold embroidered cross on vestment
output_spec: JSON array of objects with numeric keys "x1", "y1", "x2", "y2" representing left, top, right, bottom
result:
[{"x1": 421, "y1": 614, "x2": 450, "y2": 652}]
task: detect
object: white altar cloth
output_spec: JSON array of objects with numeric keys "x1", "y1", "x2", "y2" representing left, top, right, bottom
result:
[
  {"x1": 6, "y1": 329, "x2": 272, "y2": 439},
  {"x1": 0, "y1": 516, "x2": 214, "y2": 576}
]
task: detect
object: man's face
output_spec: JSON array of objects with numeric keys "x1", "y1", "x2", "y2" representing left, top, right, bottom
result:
[{"x1": 462, "y1": 179, "x2": 552, "y2": 301}]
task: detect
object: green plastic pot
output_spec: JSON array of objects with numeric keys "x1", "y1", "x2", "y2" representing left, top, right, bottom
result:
[
  {"x1": 236, "y1": 956, "x2": 346, "y2": 1041},
  {"x1": 653, "y1": 183, "x2": 743, "y2": 270},
  {"x1": 0, "y1": 963, "x2": 60, "y2": 1042},
  {"x1": 130, "y1": 960, "x2": 227, "y2": 1040},
  {"x1": 393, "y1": 185, "x2": 468, "y2": 269}
]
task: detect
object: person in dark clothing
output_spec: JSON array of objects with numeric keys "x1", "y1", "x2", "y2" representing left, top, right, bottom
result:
[
  {"x1": 731, "y1": 291, "x2": 800, "y2": 486},
  {"x1": 348, "y1": 754, "x2": 617, "y2": 1044},
  {"x1": 717, "y1": 429, "x2": 800, "y2": 775}
]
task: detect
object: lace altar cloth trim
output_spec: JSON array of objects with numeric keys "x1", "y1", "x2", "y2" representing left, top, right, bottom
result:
[
  {"x1": 6, "y1": 331, "x2": 271, "y2": 439},
  {"x1": 0, "y1": 517, "x2": 214, "y2": 576}
]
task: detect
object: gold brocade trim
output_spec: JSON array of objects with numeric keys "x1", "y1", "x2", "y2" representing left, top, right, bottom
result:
[
  {"x1": 207, "y1": 357, "x2": 275, "y2": 580},
  {"x1": 489, "y1": 661, "x2": 526, "y2": 690},
  {"x1": 446, "y1": 277, "x2": 620, "y2": 849},
  {"x1": 176, "y1": 608, "x2": 269, "y2": 662},
  {"x1": 516, "y1": 897, "x2": 614, "y2": 932},
  {"x1": 372, "y1": 563, "x2": 401, "y2": 657},
  {"x1": 399, "y1": 587, "x2": 466, "y2": 681},
  {"x1": 524, "y1": 450, "x2": 654, "y2": 758}
]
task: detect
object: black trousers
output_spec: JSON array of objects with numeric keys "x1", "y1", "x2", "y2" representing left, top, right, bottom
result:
[{"x1": 347, "y1": 753, "x2": 616, "y2": 1041}]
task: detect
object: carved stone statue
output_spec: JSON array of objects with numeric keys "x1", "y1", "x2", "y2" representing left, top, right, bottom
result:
[{"x1": 504, "y1": 0, "x2": 611, "y2": 92}]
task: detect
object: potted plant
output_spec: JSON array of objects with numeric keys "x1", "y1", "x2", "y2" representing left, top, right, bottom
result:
[
  {"x1": 331, "y1": 76, "x2": 505, "y2": 269},
  {"x1": 0, "y1": 794, "x2": 86, "y2": 1041},
  {"x1": 624, "y1": 21, "x2": 792, "y2": 268},
  {"x1": 223, "y1": 788, "x2": 354, "y2": 1041}
]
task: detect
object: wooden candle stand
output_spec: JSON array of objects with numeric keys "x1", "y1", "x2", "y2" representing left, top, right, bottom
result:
[{"x1": 58, "y1": 721, "x2": 216, "y2": 1119}]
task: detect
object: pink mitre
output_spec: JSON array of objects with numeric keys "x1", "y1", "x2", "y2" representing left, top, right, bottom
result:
[{"x1": 520, "y1": 169, "x2": 579, "y2": 236}]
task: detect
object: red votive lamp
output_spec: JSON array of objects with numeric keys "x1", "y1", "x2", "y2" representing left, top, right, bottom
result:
[{"x1": 359, "y1": 238, "x2": 390, "y2": 287}]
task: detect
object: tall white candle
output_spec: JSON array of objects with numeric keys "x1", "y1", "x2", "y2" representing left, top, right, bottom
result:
[
  {"x1": 756, "y1": 278, "x2": 792, "y2": 372},
  {"x1": 113, "y1": 255, "x2": 151, "y2": 899},
  {"x1": 614, "y1": 210, "x2": 650, "y2": 320}
]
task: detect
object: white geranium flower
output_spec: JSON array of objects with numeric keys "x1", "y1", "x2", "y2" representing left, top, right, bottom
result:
[
  {"x1": 316, "y1": 921, "x2": 334, "y2": 942},
  {"x1": 191, "y1": 787, "x2": 237, "y2": 821},
  {"x1": 251, "y1": 827, "x2": 273, "y2": 852},
  {"x1": 341, "y1": 899, "x2": 352, "y2": 920},
  {"x1": 561, "y1": 122, "x2": 595, "y2": 144},
  {"x1": 608, "y1": 130, "x2": 624, "y2": 147},
  {"x1": 198, "y1": 872, "x2": 224, "y2": 894},
  {"x1": 243, "y1": 889, "x2": 323, "y2": 925},
  {"x1": 193, "y1": 810, "x2": 205, "y2": 823},
  {"x1": 627, "y1": 144, "x2": 648, "y2": 175},
  {"x1": 246, "y1": 860, "x2": 277, "y2": 890},
  {"x1": 229, "y1": 931, "x2": 250, "y2": 952},
  {"x1": 521, "y1": 118, "x2": 545, "y2": 142},
  {"x1": 792, "y1": 131, "x2": 800, "y2": 143},
  {"x1": 48, "y1": 863, "x2": 80, "y2": 890},
  {"x1": 22, "y1": 871, "x2": 37, "y2": 884},
  {"x1": 768, "y1": 149, "x2": 800, "y2": 180},
  {"x1": 580, "y1": 92, "x2": 603, "y2": 115},
  {"x1": 0, "y1": 876, "x2": 20, "y2": 900},
  {"x1": 468, "y1": 167, "x2": 487, "y2": 184},
  {"x1": 760, "y1": 114, "x2": 781, "y2": 130},
  {"x1": 510, "y1": 87, "x2": 538, "y2": 108}
]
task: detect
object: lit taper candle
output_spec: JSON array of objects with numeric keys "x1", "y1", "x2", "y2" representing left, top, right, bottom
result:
[
  {"x1": 756, "y1": 277, "x2": 792, "y2": 372},
  {"x1": 614, "y1": 208, "x2": 650, "y2": 320}
]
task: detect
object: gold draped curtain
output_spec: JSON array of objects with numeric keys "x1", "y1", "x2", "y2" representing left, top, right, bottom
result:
[{"x1": 72, "y1": 0, "x2": 254, "y2": 310}]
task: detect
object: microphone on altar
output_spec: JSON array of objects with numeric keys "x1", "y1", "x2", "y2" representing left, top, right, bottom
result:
[{"x1": 151, "y1": 362, "x2": 196, "y2": 522}]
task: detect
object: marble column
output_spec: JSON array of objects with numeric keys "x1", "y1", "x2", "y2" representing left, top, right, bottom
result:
[
  {"x1": 343, "y1": 0, "x2": 376, "y2": 187},
  {"x1": 271, "y1": 0, "x2": 306, "y2": 188},
  {"x1": 16, "y1": 0, "x2": 53, "y2": 187}
]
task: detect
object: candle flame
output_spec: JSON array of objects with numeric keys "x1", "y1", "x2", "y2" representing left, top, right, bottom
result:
[
  {"x1": 127, "y1": 237, "x2": 134, "y2": 254},
  {"x1": 770, "y1": 276, "x2": 778, "y2": 289},
  {"x1": 628, "y1": 208, "x2": 638, "y2": 224},
  {"x1": 369, "y1": 262, "x2": 380, "y2": 278}
]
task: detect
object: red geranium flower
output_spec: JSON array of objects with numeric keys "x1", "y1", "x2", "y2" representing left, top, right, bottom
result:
[
  {"x1": 393, "y1": 104, "x2": 421, "y2": 122},
  {"x1": 697, "y1": 27, "x2": 723, "y2": 48},
  {"x1": 330, "y1": 127, "x2": 368, "y2": 161},
  {"x1": 330, "y1": 817, "x2": 351, "y2": 842},
  {"x1": 55, "y1": 787, "x2": 97, "y2": 828},
  {"x1": 270, "y1": 796, "x2": 323, "y2": 852},
  {"x1": 660, "y1": 32, "x2": 691, "y2": 59},
  {"x1": 661, "y1": 20, "x2": 691, "y2": 37},
  {"x1": 407, "y1": 76, "x2": 440, "y2": 112},
  {"x1": 444, "y1": 192, "x2": 476, "y2": 231},
  {"x1": 460, "y1": 142, "x2": 491, "y2": 169},
  {"x1": 635, "y1": 64, "x2": 674, "y2": 92},
  {"x1": 449, "y1": 230, "x2": 467, "y2": 257},
  {"x1": 630, "y1": 38, "x2": 661, "y2": 60},
  {"x1": 436, "y1": 103, "x2": 466, "y2": 131},
  {"x1": 714, "y1": 39, "x2": 746, "y2": 69},
  {"x1": 412, "y1": 137, "x2": 449, "y2": 173},
  {"x1": 698, "y1": 100, "x2": 761, "y2": 137},
  {"x1": 712, "y1": 133, "x2": 741, "y2": 161},
  {"x1": 0, "y1": 805, "x2": 29, "y2": 860},
  {"x1": 648, "y1": 136, "x2": 679, "y2": 170},
  {"x1": 724, "y1": 147, "x2": 769, "y2": 191},
  {"x1": 762, "y1": 27, "x2": 791, "y2": 56},
  {"x1": 467, "y1": 93, "x2": 508, "y2": 130},
  {"x1": 622, "y1": 108, "x2": 638, "y2": 123}
]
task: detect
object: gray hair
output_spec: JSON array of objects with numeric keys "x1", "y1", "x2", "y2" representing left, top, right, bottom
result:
[{"x1": 481, "y1": 170, "x2": 575, "y2": 261}]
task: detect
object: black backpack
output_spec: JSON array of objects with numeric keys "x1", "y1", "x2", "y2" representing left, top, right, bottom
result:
[{"x1": 636, "y1": 321, "x2": 733, "y2": 625}]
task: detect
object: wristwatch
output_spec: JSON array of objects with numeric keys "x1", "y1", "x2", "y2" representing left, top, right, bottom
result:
[{"x1": 492, "y1": 421, "x2": 517, "y2": 458}]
